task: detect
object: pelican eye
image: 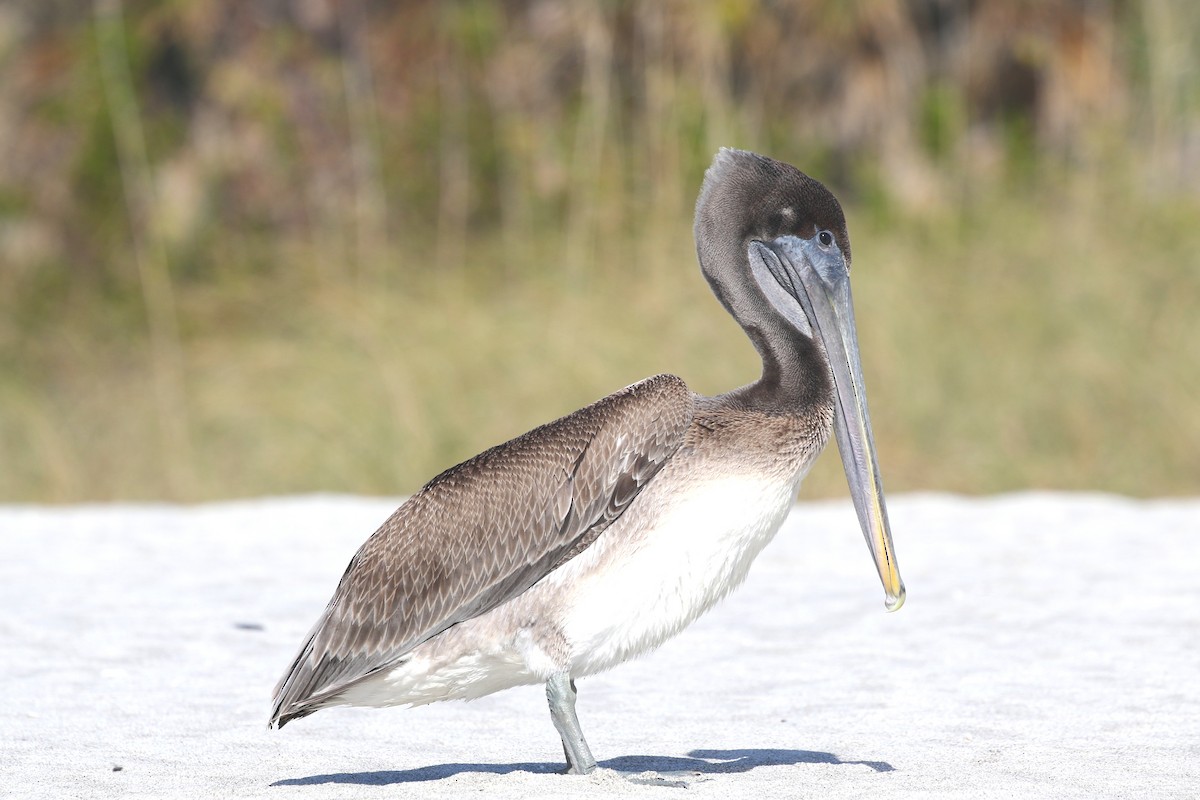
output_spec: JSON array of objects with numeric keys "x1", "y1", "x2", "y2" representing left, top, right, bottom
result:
[{"x1": 817, "y1": 230, "x2": 834, "y2": 248}]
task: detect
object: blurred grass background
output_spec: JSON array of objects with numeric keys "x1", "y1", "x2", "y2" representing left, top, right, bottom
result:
[{"x1": 0, "y1": 0, "x2": 1197, "y2": 502}]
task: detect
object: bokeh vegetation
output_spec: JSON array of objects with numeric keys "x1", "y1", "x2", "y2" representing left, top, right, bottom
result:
[{"x1": 1, "y1": 0, "x2": 1197, "y2": 502}]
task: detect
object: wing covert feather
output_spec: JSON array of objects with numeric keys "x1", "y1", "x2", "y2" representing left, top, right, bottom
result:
[{"x1": 271, "y1": 374, "x2": 693, "y2": 725}]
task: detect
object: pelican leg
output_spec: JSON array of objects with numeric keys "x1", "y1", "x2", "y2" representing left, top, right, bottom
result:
[{"x1": 546, "y1": 674, "x2": 597, "y2": 775}]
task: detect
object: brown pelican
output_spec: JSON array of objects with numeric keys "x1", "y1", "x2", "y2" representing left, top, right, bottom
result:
[{"x1": 270, "y1": 148, "x2": 905, "y2": 775}]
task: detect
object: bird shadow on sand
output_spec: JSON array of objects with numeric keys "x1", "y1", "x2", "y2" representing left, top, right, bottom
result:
[{"x1": 270, "y1": 748, "x2": 893, "y2": 786}]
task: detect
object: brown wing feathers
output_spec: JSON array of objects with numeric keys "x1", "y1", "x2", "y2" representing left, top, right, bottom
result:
[{"x1": 270, "y1": 374, "x2": 693, "y2": 727}]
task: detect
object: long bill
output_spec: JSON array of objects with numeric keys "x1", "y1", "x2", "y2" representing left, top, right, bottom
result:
[{"x1": 771, "y1": 237, "x2": 906, "y2": 611}]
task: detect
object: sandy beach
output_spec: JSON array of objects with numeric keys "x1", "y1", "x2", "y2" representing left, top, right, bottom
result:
[{"x1": 3, "y1": 493, "x2": 1197, "y2": 799}]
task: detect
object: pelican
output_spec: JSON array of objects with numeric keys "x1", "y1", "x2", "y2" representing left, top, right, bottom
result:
[{"x1": 270, "y1": 148, "x2": 905, "y2": 775}]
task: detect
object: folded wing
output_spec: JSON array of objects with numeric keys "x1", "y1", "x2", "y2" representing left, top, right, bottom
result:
[{"x1": 270, "y1": 374, "x2": 694, "y2": 726}]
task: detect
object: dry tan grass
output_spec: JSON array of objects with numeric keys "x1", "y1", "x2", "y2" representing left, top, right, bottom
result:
[{"x1": 3, "y1": 177, "x2": 1197, "y2": 502}]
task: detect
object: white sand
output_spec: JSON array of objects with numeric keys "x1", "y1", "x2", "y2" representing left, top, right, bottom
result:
[{"x1": 2, "y1": 493, "x2": 1197, "y2": 799}]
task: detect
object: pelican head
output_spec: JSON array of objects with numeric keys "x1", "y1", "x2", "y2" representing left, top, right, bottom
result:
[{"x1": 695, "y1": 148, "x2": 905, "y2": 611}]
